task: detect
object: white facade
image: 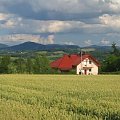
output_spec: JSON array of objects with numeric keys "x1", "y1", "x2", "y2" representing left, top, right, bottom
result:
[{"x1": 76, "y1": 58, "x2": 98, "y2": 75}]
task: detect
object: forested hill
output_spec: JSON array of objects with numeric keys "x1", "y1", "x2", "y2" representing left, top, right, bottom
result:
[
  {"x1": 1, "y1": 41, "x2": 80, "y2": 51},
  {"x1": 1, "y1": 41, "x2": 119, "y2": 52},
  {"x1": 0, "y1": 43, "x2": 9, "y2": 49}
]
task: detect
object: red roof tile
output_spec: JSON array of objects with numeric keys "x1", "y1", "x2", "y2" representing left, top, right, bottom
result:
[
  {"x1": 50, "y1": 57, "x2": 63, "y2": 68},
  {"x1": 58, "y1": 55, "x2": 73, "y2": 70},
  {"x1": 50, "y1": 54, "x2": 72, "y2": 70}
]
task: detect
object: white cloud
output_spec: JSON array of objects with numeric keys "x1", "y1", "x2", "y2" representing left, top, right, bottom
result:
[
  {"x1": 84, "y1": 40, "x2": 92, "y2": 46},
  {"x1": 101, "y1": 38, "x2": 110, "y2": 45},
  {"x1": 0, "y1": 34, "x2": 55, "y2": 45},
  {"x1": 99, "y1": 14, "x2": 120, "y2": 32},
  {"x1": 47, "y1": 35, "x2": 54, "y2": 44},
  {"x1": 4, "y1": 19, "x2": 15, "y2": 28},
  {"x1": 48, "y1": 21, "x2": 72, "y2": 33},
  {"x1": 1, "y1": 12, "x2": 120, "y2": 37},
  {"x1": 103, "y1": 0, "x2": 120, "y2": 13},
  {"x1": 0, "y1": 15, "x2": 114, "y2": 36},
  {"x1": 64, "y1": 41, "x2": 75, "y2": 45},
  {"x1": 0, "y1": 13, "x2": 22, "y2": 29},
  {"x1": 36, "y1": 21, "x2": 72, "y2": 33},
  {"x1": 99, "y1": 14, "x2": 120, "y2": 27},
  {"x1": 0, "y1": 13, "x2": 9, "y2": 20}
]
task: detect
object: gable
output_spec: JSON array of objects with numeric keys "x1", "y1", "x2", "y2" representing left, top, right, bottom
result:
[{"x1": 80, "y1": 57, "x2": 98, "y2": 67}]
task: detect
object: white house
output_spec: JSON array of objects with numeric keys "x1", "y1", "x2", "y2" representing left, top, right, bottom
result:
[
  {"x1": 76, "y1": 57, "x2": 99, "y2": 75},
  {"x1": 50, "y1": 53, "x2": 100, "y2": 75}
]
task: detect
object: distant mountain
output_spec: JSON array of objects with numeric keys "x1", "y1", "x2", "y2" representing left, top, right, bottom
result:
[
  {"x1": 0, "y1": 43, "x2": 9, "y2": 49},
  {"x1": 1, "y1": 41, "x2": 80, "y2": 51},
  {"x1": 4, "y1": 42, "x2": 45, "y2": 51},
  {"x1": 1, "y1": 42, "x2": 119, "y2": 52},
  {"x1": 82, "y1": 45, "x2": 112, "y2": 52},
  {"x1": 45, "y1": 44, "x2": 80, "y2": 50}
]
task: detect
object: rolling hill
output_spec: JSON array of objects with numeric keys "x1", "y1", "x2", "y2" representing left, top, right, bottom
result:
[
  {"x1": 0, "y1": 42, "x2": 119, "y2": 52},
  {"x1": 1, "y1": 41, "x2": 80, "y2": 51},
  {"x1": 0, "y1": 43, "x2": 9, "y2": 49}
]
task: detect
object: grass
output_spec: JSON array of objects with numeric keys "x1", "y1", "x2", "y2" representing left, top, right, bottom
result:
[{"x1": 0, "y1": 75, "x2": 120, "y2": 120}]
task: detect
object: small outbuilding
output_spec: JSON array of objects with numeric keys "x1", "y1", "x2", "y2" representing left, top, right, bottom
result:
[{"x1": 50, "y1": 53, "x2": 100, "y2": 75}]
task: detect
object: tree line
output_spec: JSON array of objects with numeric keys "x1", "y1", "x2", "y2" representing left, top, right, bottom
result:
[
  {"x1": 101, "y1": 42, "x2": 120, "y2": 73},
  {"x1": 0, "y1": 55, "x2": 54, "y2": 74}
]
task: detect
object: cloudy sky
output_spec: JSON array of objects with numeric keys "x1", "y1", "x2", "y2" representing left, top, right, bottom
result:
[{"x1": 0, "y1": 0, "x2": 120, "y2": 46}]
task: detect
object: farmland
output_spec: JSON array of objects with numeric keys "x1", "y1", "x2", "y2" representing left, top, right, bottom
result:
[{"x1": 0, "y1": 75, "x2": 120, "y2": 120}]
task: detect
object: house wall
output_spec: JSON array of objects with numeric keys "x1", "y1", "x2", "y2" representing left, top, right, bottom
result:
[{"x1": 76, "y1": 58, "x2": 98, "y2": 75}]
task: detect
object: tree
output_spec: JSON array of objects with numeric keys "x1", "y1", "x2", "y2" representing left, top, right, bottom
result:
[
  {"x1": 26, "y1": 58, "x2": 33, "y2": 74},
  {"x1": 0, "y1": 56, "x2": 11, "y2": 73},
  {"x1": 14, "y1": 57, "x2": 26, "y2": 73},
  {"x1": 102, "y1": 55, "x2": 119, "y2": 72},
  {"x1": 33, "y1": 55, "x2": 50, "y2": 74},
  {"x1": 111, "y1": 42, "x2": 120, "y2": 56},
  {"x1": 102, "y1": 42, "x2": 120, "y2": 72}
]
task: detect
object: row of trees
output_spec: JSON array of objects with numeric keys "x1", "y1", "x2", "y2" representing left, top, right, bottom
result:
[
  {"x1": 0, "y1": 55, "x2": 53, "y2": 74},
  {"x1": 101, "y1": 43, "x2": 120, "y2": 72}
]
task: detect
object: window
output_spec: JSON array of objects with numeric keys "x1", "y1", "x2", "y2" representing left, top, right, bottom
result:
[
  {"x1": 89, "y1": 69, "x2": 91, "y2": 72},
  {"x1": 89, "y1": 60, "x2": 92, "y2": 64}
]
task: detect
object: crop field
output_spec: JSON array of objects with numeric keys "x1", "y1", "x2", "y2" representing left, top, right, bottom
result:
[{"x1": 0, "y1": 75, "x2": 120, "y2": 120}]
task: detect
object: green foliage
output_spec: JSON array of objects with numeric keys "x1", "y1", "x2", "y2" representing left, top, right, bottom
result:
[
  {"x1": 33, "y1": 55, "x2": 51, "y2": 74},
  {"x1": 0, "y1": 75, "x2": 120, "y2": 120},
  {"x1": 0, "y1": 56, "x2": 11, "y2": 73},
  {"x1": 26, "y1": 58, "x2": 34, "y2": 74},
  {"x1": 102, "y1": 55, "x2": 120, "y2": 72},
  {"x1": 14, "y1": 58, "x2": 26, "y2": 73},
  {"x1": 0, "y1": 55, "x2": 51, "y2": 74},
  {"x1": 101, "y1": 43, "x2": 120, "y2": 73},
  {"x1": 111, "y1": 42, "x2": 120, "y2": 56}
]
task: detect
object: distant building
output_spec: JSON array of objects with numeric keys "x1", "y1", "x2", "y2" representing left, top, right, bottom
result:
[{"x1": 50, "y1": 54, "x2": 100, "y2": 75}]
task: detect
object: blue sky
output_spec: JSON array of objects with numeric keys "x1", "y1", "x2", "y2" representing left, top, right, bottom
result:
[{"x1": 0, "y1": 0, "x2": 120, "y2": 46}]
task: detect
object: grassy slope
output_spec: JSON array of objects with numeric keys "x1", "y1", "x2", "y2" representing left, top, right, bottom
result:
[{"x1": 0, "y1": 75, "x2": 120, "y2": 120}]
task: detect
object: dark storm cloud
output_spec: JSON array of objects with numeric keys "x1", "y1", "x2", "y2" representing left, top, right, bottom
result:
[
  {"x1": 2, "y1": 1, "x2": 100, "y2": 21},
  {"x1": 1, "y1": 0, "x2": 119, "y2": 21}
]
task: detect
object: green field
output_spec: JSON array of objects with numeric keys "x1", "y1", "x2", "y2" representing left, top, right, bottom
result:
[{"x1": 0, "y1": 75, "x2": 120, "y2": 120}]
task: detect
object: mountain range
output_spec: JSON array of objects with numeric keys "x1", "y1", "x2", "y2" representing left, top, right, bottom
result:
[
  {"x1": 0, "y1": 41, "x2": 119, "y2": 52},
  {"x1": 0, "y1": 41, "x2": 80, "y2": 51}
]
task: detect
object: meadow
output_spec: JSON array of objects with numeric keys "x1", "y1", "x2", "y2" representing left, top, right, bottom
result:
[{"x1": 0, "y1": 75, "x2": 120, "y2": 120}]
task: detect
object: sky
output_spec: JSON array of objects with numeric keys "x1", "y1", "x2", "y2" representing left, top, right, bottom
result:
[{"x1": 0, "y1": 0, "x2": 120, "y2": 46}]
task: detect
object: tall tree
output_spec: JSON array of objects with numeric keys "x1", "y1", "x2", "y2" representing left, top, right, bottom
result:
[
  {"x1": 26, "y1": 58, "x2": 33, "y2": 74},
  {"x1": 33, "y1": 55, "x2": 50, "y2": 74},
  {"x1": 102, "y1": 42, "x2": 120, "y2": 72},
  {"x1": 14, "y1": 58, "x2": 26, "y2": 73},
  {"x1": 0, "y1": 56, "x2": 11, "y2": 73},
  {"x1": 111, "y1": 42, "x2": 120, "y2": 56}
]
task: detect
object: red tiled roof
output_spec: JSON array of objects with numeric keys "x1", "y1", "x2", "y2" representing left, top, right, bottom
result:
[
  {"x1": 70, "y1": 54, "x2": 79, "y2": 65},
  {"x1": 58, "y1": 55, "x2": 73, "y2": 70},
  {"x1": 50, "y1": 54, "x2": 100, "y2": 71},
  {"x1": 50, "y1": 54, "x2": 73, "y2": 70},
  {"x1": 50, "y1": 57, "x2": 63, "y2": 68}
]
